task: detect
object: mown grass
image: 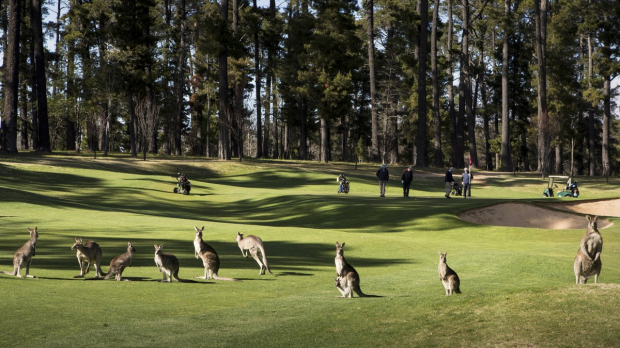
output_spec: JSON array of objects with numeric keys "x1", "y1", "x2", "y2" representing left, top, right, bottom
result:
[{"x1": 1, "y1": 152, "x2": 619, "y2": 348}]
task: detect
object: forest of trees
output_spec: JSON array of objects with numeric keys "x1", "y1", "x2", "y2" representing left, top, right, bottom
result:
[{"x1": 0, "y1": 0, "x2": 619, "y2": 176}]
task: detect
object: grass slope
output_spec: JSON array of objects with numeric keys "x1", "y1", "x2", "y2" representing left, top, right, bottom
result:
[{"x1": 1, "y1": 153, "x2": 619, "y2": 347}]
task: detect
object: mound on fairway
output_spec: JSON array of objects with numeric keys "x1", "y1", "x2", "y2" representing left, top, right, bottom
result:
[
  {"x1": 458, "y1": 202, "x2": 614, "y2": 229},
  {"x1": 544, "y1": 198, "x2": 620, "y2": 218}
]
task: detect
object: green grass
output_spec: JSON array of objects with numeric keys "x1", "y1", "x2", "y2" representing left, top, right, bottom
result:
[{"x1": 1, "y1": 152, "x2": 619, "y2": 347}]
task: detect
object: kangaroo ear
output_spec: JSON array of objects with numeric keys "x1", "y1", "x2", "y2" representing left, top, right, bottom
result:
[
  {"x1": 438, "y1": 251, "x2": 441, "y2": 255},
  {"x1": 593, "y1": 216, "x2": 598, "y2": 222},
  {"x1": 335, "y1": 242, "x2": 340, "y2": 247},
  {"x1": 586, "y1": 215, "x2": 592, "y2": 222},
  {"x1": 128, "y1": 242, "x2": 132, "y2": 247},
  {"x1": 341, "y1": 242, "x2": 345, "y2": 248},
  {"x1": 154, "y1": 244, "x2": 158, "y2": 249}
]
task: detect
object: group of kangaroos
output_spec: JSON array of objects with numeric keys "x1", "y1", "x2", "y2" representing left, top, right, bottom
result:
[{"x1": 1, "y1": 215, "x2": 605, "y2": 296}]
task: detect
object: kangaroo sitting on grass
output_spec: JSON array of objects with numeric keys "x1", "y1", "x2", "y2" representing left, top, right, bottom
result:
[
  {"x1": 193, "y1": 226, "x2": 240, "y2": 282},
  {"x1": 574, "y1": 215, "x2": 603, "y2": 284},
  {"x1": 104, "y1": 242, "x2": 136, "y2": 281},
  {"x1": 334, "y1": 242, "x2": 370, "y2": 298},
  {"x1": 235, "y1": 232, "x2": 272, "y2": 275},
  {"x1": 154, "y1": 244, "x2": 181, "y2": 282},
  {"x1": 438, "y1": 252, "x2": 461, "y2": 295},
  {"x1": 71, "y1": 238, "x2": 104, "y2": 278},
  {"x1": 1, "y1": 227, "x2": 38, "y2": 278}
]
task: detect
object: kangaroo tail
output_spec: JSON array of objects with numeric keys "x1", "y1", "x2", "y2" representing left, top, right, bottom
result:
[
  {"x1": 1, "y1": 269, "x2": 17, "y2": 276},
  {"x1": 355, "y1": 287, "x2": 381, "y2": 298},
  {"x1": 213, "y1": 274, "x2": 242, "y2": 282},
  {"x1": 454, "y1": 287, "x2": 462, "y2": 294},
  {"x1": 259, "y1": 244, "x2": 273, "y2": 274}
]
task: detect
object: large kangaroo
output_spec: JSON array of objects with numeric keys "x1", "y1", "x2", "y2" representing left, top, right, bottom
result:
[
  {"x1": 438, "y1": 252, "x2": 461, "y2": 295},
  {"x1": 334, "y1": 242, "x2": 368, "y2": 298},
  {"x1": 104, "y1": 242, "x2": 136, "y2": 281},
  {"x1": 71, "y1": 238, "x2": 104, "y2": 278},
  {"x1": 193, "y1": 226, "x2": 240, "y2": 281},
  {"x1": 574, "y1": 215, "x2": 603, "y2": 284},
  {"x1": 154, "y1": 244, "x2": 181, "y2": 282},
  {"x1": 1, "y1": 227, "x2": 38, "y2": 278},
  {"x1": 235, "y1": 232, "x2": 272, "y2": 275}
]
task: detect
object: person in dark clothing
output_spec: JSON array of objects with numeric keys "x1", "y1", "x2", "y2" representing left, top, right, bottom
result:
[
  {"x1": 376, "y1": 163, "x2": 389, "y2": 197},
  {"x1": 444, "y1": 167, "x2": 454, "y2": 198},
  {"x1": 401, "y1": 166, "x2": 413, "y2": 197}
]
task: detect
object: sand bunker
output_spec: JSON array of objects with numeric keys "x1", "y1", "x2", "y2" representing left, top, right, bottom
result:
[
  {"x1": 544, "y1": 198, "x2": 620, "y2": 218},
  {"x1": 458, "y1": 202, "x2": 614, "y2": 229}
]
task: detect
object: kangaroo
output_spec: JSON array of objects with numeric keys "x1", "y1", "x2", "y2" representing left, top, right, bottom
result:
[
  {"x1": 438, "y1": 252, "x2": 461, "y2": 295},
  {"x1": 154, "y1": 244, "x2": 181, "y2": 282},
  {"x1": 193, "y1": 226, "x2": 240, "y2": 282},
  {"x1": 574, "y1": 215, "x2": 603, "y2": 284},
  {"x1": 335, "y1": 242, "x2": 357, "y2": 278},
  {"x1": 333, "y1": 242, "x2": 370, "y2": 298},
  {"x1": 1, "y1": 227, "x2": 38, "y2": 278},
  {"x1": 235, "y1": 232, "x2": 272, "y2": 275},
  {"x1": 104, "y1": 242, "x2": 136, "y2": 281},
  {"x1": 71, "y1": 238, "x2": 104, "y2": 278}
]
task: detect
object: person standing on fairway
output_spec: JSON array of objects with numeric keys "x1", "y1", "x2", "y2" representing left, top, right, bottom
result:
[
  {"x1": 444, "y1": 167, "x2": 454, "y2": 198},
  {"x1": 461, "y1": 168, "x2": 471, "y2": 199},
  {"x1": 376, "y1": 164, "x2": 389, "y2": 197},
  {"x1": 401, "y1": 166, "x2": 413, "y2": 198}
]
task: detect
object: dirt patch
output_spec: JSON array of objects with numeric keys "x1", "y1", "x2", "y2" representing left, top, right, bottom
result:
[
  {"x1": 544, "y1": 198, "x2": 620, "y2": 218},
  {"x1": 458, "y1": 202, "x2": 614, "y2": 229}
]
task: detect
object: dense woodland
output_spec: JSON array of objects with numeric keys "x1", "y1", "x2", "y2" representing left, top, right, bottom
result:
[{"x1": 0, "y1": 0, "x2": 618, "y2": 175}]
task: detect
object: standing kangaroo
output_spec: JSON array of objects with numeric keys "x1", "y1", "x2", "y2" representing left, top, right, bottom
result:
[
  {"x1": 104, "y1": 242, "x2": 136, "y2": 281},
  {"x1": 154, "y1": 244, "x2": 181, "y2": 282},
  {"x1": 235, "y1": 232, "x2": 272, "y2": 275},
  {"x1": 574, "y1": 215, "x2": 603, "y2": 284},
  {"x1": 1, "y1": 227, "x2": 38, "y2": 278},
  {"x1": 334, "y1": 242, "x2": 368, "y2": 297},
  {"x1": 71, "y1": 238, "x2": 104, "y2": 278},
  {"x1": 438, "y1": 252, "x2": 461, "y2": 295},
  {"x1": 193, "y1": 226, "x2": 240, "y2": 282}
]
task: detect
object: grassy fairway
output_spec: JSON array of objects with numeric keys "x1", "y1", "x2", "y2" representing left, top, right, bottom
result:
[{"x1": 1, "y1": 153, "x2": 619, "y2": 347}]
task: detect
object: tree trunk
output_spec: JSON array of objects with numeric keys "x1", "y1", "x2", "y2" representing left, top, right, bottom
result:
[
  {"x1": 416, "y1": 0, "x2": 428, "y2": 167},
  {"x1": 174, "y1": 0, "x2": 187, "y2": 156},
  {"x1": 462, "y1": 0, "x2": 476, "y2": 168},
  {"x1": 299, "y1": 97, "x2": 308, "y2": 160},
  {"x1": 587, "y1": 32, "x2": 596, "y2": 176},
  {"x1": 602, "y1": 75, "x2": 610, "y2": 176},
  {"x1": 320, "y1": 117, "x2": 328, "y2": 163},
  {"x1": 431, "y1": 0, "x2": 442, "y2": 167},
  {"x1": 1, "y1": 0, "x2": 20, "y2": 153},
  {"x1": 447, "y1": 0, "x2": 457, "y2": 167},
  {"x1": 534, "y1": 0, "x2": 551, "y2": 176},
  {"x1": 254, "y1": 0, "x2": 262, "y2": 158},
  {"x1": 33, "y1": 0, "x2": 50, "y2": 152},
  {"x1": 500, "y1": 0, "x2": 513, "y2": 171},
  {"x1": 218, "y1": 0, "x2": 230, "y2": 160},
  {"x1": 366, "y1": 0, "x2": 379, "y2": 162}
]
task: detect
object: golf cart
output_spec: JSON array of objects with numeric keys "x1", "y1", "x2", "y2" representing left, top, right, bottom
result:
[{"x1": 542, "y1": 175, "x2": 579, "y2": 198}]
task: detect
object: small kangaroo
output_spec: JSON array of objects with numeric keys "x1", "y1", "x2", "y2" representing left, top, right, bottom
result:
[
  {"x1": 71, "y1": 238, "x2": 104, "y2": 278},
  {"x1": 438, "y1": 252, "x2": 461, "y2": 295},
  {"x1": 334, "y1": 273, "x2": 367, "y2": 298},
  {"x1": 235, "y1": 232, "x2": 272, "y2": 275},
  {"x1": 1, "y1": 227, "x2": 38, "y2": 278},
  {"x1": 193, "y1": 226, "x2": 240, "y2": 281},
  {"x1": 104, "y1": 242, "x2": 136, "y2": 281},
  {"x1": 154, "y1": 244, "x2": 181, "y2": 282},
  {"x1": 574, "y1": 215, "x2": 603, "y2": 284}
]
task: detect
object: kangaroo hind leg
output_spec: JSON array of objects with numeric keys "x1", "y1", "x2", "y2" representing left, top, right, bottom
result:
[{"x1": 249, "y1": 248, "x2": 265, "y2": 275}]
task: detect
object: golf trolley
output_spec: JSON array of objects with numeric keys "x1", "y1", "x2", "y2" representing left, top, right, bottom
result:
[
  {"x1": 337, "y1": 174, "x2": 350, "y2": 194},
  {"x1": 173, "y1": 173, "x2": 191, "y2": 195},
  {"x1": 450, "y1": 181, "x2": 462, "y2": 196}
]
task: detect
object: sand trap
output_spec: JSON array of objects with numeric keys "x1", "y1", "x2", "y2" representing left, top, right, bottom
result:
[
  {"x1": 544, "y1": 198, "x2": 620, "y2": 218},
  {"x1": 458, "y1": 202, "x2": 614, "y2": 229}
]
